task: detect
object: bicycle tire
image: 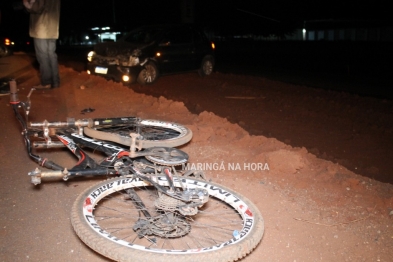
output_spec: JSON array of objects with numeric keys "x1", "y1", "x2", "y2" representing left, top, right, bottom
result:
[
  {"x1": 84, "y1": 119, "x2": 192, "y2": 149},
  {"x1": 71, "y1": 176, "x2": 264, "y2": 262}
]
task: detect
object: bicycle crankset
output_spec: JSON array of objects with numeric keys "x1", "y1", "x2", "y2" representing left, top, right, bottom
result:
[{"x1": 143, "y1": 147, "x2": 188, "y2": 166}]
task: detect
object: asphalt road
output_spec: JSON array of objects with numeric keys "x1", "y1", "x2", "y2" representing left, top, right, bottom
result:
[
  {"x1": 5, "y1": 41, "x2": 388, "y2": 98},
  {"x1": 54, "y1": 42, "x2": 393, "y2": 99}
]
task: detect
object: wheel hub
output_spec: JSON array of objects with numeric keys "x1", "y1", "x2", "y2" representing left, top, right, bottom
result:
[{"x1": 134, "y1": 213, "x2": 191, "y2": 238}]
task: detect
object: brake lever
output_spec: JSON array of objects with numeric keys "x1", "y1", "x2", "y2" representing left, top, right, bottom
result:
[{"x1": 24, "y1": 87, "x2": 35, "y2": 120}]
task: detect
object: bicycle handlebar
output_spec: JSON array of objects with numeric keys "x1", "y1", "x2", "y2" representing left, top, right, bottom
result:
[
  {"x1": 29, "y1": 118, "x2": 90, "y2": 128},
  {"x1": 29, "y1": 117, "x2": 138, "y2": 128},
  {"x1": 10, "y1": 80, "x2": 138, "y2": 129}
]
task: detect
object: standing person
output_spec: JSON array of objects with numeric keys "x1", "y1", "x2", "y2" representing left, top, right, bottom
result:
[{"x1": 23, "y1": 0, "x2": 61, "y2": 89}]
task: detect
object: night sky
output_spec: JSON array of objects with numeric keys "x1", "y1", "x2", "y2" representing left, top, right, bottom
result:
[{"x1": 0, "y1": 0, "x2": 392, "y2": 38}]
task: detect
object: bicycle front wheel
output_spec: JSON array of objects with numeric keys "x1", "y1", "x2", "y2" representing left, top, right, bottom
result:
[
  {"x1": 84, "y1": 119, "x2": 192, "y2": 149},
  {"x1": 71, "y1": 176, "x2": 264, "y2": 262}
]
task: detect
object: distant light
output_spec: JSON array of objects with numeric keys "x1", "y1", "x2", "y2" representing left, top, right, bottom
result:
[
  {"x1": 156, "y1": 52, "x2": 161, "y2": 57},
  {"x1": 4, "y1": 38, "x2": 11, "y2": 45},
  {"x1": 91, "y1": 27, "x2": 100, "y2": 30},
  {"x1": 211, "y1": 42, "x2": 215, "y2": 50},
  {"x1": 302, "y1": 28, "x2": 306, "y2": 33},
  {"x1": 87, "y1": 70, "x2": 91, "y2": 74},
  {"x1": 85, "y1": 36, "x2": 89, "y2": 40},
  {"x1": 101, "y1": 27, "x2": 110, "y2": 30}
]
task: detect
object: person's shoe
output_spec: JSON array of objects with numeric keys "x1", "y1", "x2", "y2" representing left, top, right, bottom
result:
[{"x1": 34, "y1": 84, "x2": 51, "y2": 89}]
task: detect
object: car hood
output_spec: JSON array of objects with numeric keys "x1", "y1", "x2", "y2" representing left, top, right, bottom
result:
[{"x1": 94, "y1": 41, "x2": 145, "y2": 57}]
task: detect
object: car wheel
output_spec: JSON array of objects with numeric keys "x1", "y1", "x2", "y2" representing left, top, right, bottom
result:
[
  {"x1": 137, "y1": 62, "x2": 159, "y2": 85},
  {"x1": 198, "y1": 55, "x2": 214, "y2": 77}
]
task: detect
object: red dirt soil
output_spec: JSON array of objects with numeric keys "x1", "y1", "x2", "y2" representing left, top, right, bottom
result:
[{"x1": 1, "y1": 64, "x2": 392, "y2": 261}]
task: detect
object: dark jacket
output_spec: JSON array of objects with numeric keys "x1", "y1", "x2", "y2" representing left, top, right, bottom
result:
[{"x1": 24, "y1": 0, "x2": 60, "y2": 39}]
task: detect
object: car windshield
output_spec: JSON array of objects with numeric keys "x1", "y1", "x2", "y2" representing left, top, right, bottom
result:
[{"x1": 121, "y1": 27, "x2": 162, "y2": 44}]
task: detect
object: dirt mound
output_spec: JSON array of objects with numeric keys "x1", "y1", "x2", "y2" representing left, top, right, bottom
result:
[{"x1": 58, "y1": 67, "x2": 393, "y2": 261}]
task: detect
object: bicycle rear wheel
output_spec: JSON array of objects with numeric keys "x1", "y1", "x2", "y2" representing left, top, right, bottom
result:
[
  {"x1": 71, "y1": 176, "x2": 264, "y2": 262},
  {"x1": 84, "y1": 119, "x2": 192, "y2": 148}
]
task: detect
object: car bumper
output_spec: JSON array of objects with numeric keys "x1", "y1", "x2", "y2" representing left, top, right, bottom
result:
[{"x1": 87, "y1": 63, "x2": 142, "y2": 84}]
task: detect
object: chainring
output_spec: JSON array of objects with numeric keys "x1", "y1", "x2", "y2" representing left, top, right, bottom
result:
[{"x1": 145, "y1": 147, "x2": 188, "y2": 166}]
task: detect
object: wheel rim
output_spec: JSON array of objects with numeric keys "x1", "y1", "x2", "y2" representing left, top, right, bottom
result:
[
  {"x1": 203, "y1": 60, "x2": 213, "y2": 75},
  {"x1": 144, "y1": 64, "x2": 157, "y2": 83},
  {"x1": 96, "y1": 122, "x2": 183, "y2": 141},
  {"x1": 81, "y1": 176, "x2": 257, "y2": 254},
  {"x1": 84, "y1": 119, "x2": 192, "y2": 148}
]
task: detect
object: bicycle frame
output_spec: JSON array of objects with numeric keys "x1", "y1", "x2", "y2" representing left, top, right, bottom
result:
[{"x1": 9, "y1": 80, "x2": 187, "y2": 186}]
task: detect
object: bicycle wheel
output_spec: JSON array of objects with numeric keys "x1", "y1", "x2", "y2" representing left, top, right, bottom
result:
[
  {"x1": 84, "y1": 119, "x2": 192, "y2": 149},
  {"x1": 71, "y1": 176, "x2": 264, "y2": 262}
]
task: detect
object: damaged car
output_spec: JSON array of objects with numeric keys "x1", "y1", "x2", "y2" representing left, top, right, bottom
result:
[
  {"x1": 0, "y1": 37, "x2": 14, "y2": 57},
  {"x1": 86, "y1": 24, "x2": 215, "y2": 85}
]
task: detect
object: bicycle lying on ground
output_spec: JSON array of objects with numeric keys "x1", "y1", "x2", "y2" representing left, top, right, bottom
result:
[{"x1": 9, "y1": 80, "x2": 264, "y2": 262}]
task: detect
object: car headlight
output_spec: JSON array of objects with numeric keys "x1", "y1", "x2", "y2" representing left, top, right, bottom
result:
[{"x1": 87, "y1": 51, "x2": 95, "y2": 62}]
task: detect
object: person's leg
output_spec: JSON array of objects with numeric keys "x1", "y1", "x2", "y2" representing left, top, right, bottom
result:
[
  {"x1": 47, "y1": 39, "x2": 60, "y2": 87},
  {"x1": 33, "y1": 38, "x2": 52, "y2": 86}
]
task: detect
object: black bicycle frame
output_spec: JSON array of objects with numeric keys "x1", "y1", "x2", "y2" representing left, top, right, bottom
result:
[
  {"x1": 9, "y1": 80, "x2": 131, "y2": 179},
  {"x1": 12, "y1": 103, "x2": 126, "y2": 178}
]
